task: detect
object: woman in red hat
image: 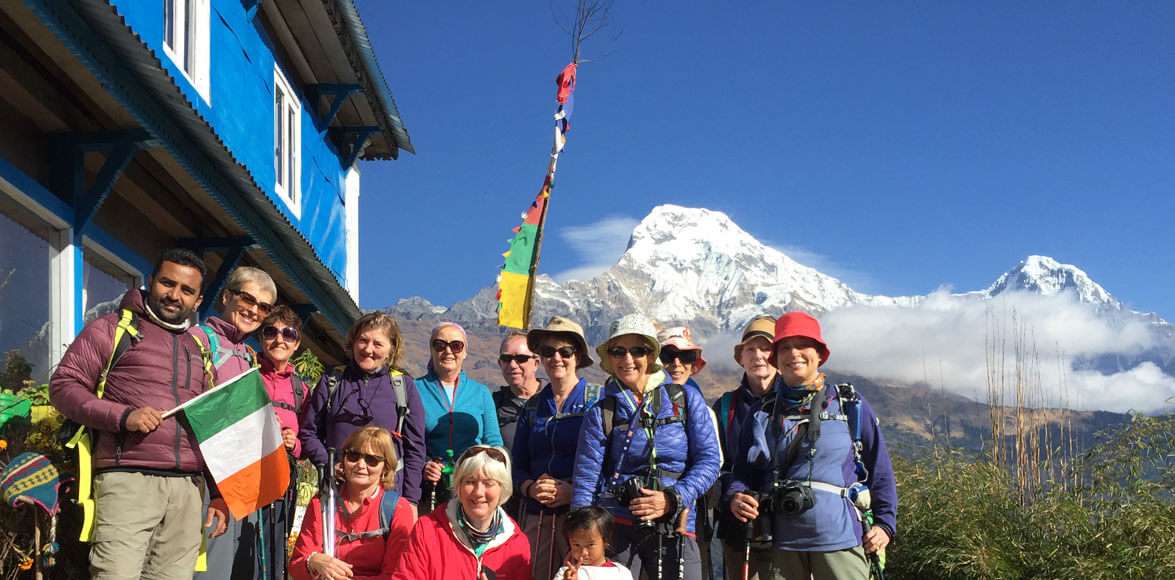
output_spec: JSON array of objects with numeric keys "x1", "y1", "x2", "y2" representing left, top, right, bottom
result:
[{"x1": 724, "y1": 312, "x2": 897, "y2": 580}]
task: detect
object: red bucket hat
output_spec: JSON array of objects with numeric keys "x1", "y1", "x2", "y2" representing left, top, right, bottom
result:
[{"x1": 772, "y1": 312, "x2": 831, "y2": 365}]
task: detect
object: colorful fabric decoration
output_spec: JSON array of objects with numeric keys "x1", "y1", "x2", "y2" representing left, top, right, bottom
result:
[
  {"x1": 497, "y1": 62, "x2": 579, "y2": 329},
  {"x1": 1, "y1": 452, "x2": 63, "y2": 516}
]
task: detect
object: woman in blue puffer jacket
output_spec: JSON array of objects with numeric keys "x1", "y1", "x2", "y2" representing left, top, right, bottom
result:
[{"x1": 572, "y1": 314, "x2": 721, "y2": 580}]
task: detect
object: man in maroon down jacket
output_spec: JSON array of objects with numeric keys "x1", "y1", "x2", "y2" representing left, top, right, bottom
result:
[{"x1": 50, "y1": 248, "x2": 229, "y2": 579}]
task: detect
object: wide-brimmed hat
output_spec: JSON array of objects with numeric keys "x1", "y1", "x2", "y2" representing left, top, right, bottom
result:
[
  {"x1": 596, "y1": 314, "x2": 663, "y2": 375},
  {"x1": 772, "y1": 311, "x2": 830, "y2": 365},
  {"x1": 733, "y1": 315, "x2": 777, "y2": 364},
  {"x1": 526, "y1": 316, "x2": 594, "y2": 369},
  {"x1": 657, "y1": 326, "x2": 707, "y2": 373}
]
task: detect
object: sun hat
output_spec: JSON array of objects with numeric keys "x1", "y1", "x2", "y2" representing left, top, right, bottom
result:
[
  {"x1": 772, "y1": 311, "x2": 830, "y2": 365},
  {"x1": 526, "y1": 316, "x2": 594, "y2": 369},
  {"x1": 657, "y1": 326, "x2": 706, "y2": 373},
  {"x1": 596, "y1": 313, "x2": 663, "y2": 375},
  {"x1": 733, "y1": 315, "x2": 777, "y2": 364}
]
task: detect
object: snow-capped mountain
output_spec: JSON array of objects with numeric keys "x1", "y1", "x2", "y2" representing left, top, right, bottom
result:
[{"x1": 389, "y1": 205, "x2": 1166, "y2": 343}]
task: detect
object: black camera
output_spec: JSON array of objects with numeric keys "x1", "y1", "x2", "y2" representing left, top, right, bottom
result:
[
  {"x1": 611, "y1": 476, "x2": 662, "y2": 529},
  {"x1": 771, "y1": 480, "x2": 815, "y2": 517}
]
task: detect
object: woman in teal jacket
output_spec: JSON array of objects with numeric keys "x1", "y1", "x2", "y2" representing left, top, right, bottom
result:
[{"x1": 416, "y1": 321, "x2": 504, "y2": 511}]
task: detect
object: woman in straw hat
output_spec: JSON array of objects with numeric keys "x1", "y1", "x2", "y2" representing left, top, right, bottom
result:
[
  {"x1": 512, "y1": 316, "x2": 599, "y2": 580},
  {"x1": 571, "y1": 314, "x2": 720, "y2": 580},
  {"x1": 725, "y1": 312, "x2": 897, "y2": 580}
]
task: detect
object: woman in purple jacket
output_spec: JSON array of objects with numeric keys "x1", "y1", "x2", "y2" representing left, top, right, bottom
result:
[
  {"x1": 298, "y1": 312, "x2": 427, "y2": 517},
  {"x1": 726, "y1": 312, "x2": 897, "y2": 580}
]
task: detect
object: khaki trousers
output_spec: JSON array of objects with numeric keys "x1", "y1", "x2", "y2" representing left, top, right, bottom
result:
[
  {"x1": 89, "y1": 471, "x2": 204, "y2": 580},
  {"x1": 736, "y1": 545, "x2": 869, "y2": 580}
]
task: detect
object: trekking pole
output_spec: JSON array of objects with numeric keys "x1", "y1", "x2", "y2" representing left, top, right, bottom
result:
[
  {"x1": 676, "y1": 508, "x2": 689, "y2": 580},
  {"x1": 741, "y1": 518, "x2": 751, "y2": 580},
  {"x1": 323, "y1": 448, "x2": 337, "y2": 557}
]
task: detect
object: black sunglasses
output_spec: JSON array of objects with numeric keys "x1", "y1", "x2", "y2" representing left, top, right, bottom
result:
[
  {"x1": 343, "y1": 449, "x2": 384, "y2": 467},
  {"x1": 262, "y1": 326, "x2": 299, "y2": 342},
  {"x1": 431, "y1": 339, "x2": 466, "y2": 354},
  {"x1": 458, "y1": 445, "x2": 508, "y2": 465},
  {"x1": 537, "y1": 345, "x2": 576, "y2": 359},
  {"x1": 659, "y1": 349, "x2": 699, "y2": 365},
  {"x1": 229, "y1": 288, "x2": 273, "y2": 315},
  {"x1": 607, "y1": 345, "x2": 653, "y2": 358},
  {"x1": 498, "y1": 354, "x2": 535, "y2": 364}
]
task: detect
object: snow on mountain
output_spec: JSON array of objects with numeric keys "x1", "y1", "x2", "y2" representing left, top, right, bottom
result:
[
  {"x1": 387, "y1": 205, "x2": 1167, "y2": 344},
  {"x1": 974, "y1": 255, "x2": 1121, "y2": 310}
]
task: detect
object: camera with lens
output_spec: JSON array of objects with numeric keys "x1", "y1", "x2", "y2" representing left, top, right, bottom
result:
[
  {"x1": 611, "y1": 476, "x2": 662, "y2": 529},
  {"x1": 770, "y1": 479, "x2": 815, "y2": 517}
]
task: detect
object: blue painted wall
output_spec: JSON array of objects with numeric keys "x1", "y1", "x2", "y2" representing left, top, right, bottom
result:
[{"x1": 107, "y1": 0, "x2": 349, "y2": 282}]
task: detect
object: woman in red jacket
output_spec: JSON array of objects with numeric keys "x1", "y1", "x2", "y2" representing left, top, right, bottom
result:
[
  {"x1": 393, "y1": 445, "x2": 532, "y2": 580},
  {"x1": 291, "y1": 427, "x2": 414, "y2": 580}
]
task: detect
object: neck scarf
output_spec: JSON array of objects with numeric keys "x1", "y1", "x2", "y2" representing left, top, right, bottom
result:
[
  {"x1": 143, "y1": 300, "x2": 191, "y2": 332},
  {"x1": 458, "y1": 504, "x2": 502, "y2": 548}
]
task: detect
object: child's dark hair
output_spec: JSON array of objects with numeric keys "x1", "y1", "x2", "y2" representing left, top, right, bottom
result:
[{"x1": 564, "y1": 506, "x2": 613, "y2": 542}]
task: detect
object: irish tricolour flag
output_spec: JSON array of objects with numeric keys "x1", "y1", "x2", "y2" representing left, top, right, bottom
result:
[{"x1": 171, "y1": 368, "x2": 290, "y2": 520}]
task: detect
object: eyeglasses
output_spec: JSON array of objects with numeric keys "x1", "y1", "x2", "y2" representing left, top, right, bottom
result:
[
  {"x1": 537, "y1": 345, "x2": 576, "y2": 359},
  {"x1": 262, "y1": 326, "x2": 299, "y2": 342},
  {"x1": 607, "y1": 345, "x2": 653, "y2": 358},
  {"x1": 498, "y1": 354, "x2": 536, "y2": 364},
  {"x1": 431, "y1": 339, "x2": 465, "y2": 354},
  {"x1": 343, "y1": 449, "x2": 385, "y2": 467},
  {"x1": 458, "y1": 445, "x2": 509, "y2": 465},
  {"x1": 659, "y1": 349, "x2": 699, "y2": 365},
  {"x1": 229, "y1": 289, "x2": 274, "y2": 315}
]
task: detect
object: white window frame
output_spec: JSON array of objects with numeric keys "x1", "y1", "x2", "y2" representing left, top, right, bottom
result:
[
  {"x1": 163, "y1": 0, "x2": 211, "y2": 104},
  {"x1": 81, "y1": 237, "x2": 144, "y2": 319},
  {"x1": 273, "y1": 65, "x2": 302, "y2": 218}
]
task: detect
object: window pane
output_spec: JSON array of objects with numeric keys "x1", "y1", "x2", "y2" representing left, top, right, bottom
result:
[
  {"x1": 183, "y1": 0, "x2": 195, "y2": 73},
  {"x1": 287, "y1": 106, "x2": 296, "y2": 198},
  {"x1": 275, "y1": 88, "x2": 284, "y2": 189},
  {"x1": 83, "y1": 254, "x2": 135, "y2": 324},
  {"x1": 0, "y1": 211, "x2": 52, "y2": 385},
  {"x1": 164, "y1": 0, "x2": 175, "y2": 49}
]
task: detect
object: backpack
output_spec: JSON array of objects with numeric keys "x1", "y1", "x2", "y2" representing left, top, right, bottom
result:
[
  {"x1": 270, "y1": 372, "x2": 307, "y2": 414},
  {"x1": 323, "y1": 368, "x2": 410, "y2": 473},
  {"x1": 597, "y1": 381, "x2": 688, "y2": 439},
  {"x1": 198, "y1": 323, "x2": 258, "y2": 371},
  {"x1": 336, "y1": 489, "x2": 402, "y2": 543}
]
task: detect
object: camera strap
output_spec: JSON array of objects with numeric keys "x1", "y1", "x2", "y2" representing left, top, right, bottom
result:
[{"x1": 767, "y1": 385, "x2": 825, "y2": 480}]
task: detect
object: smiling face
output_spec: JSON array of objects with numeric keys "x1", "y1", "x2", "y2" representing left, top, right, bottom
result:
[
  {"x1": 498, "y1": 335, "x2": 538, "y2": 388},
  {"x1": 260, "y1": 321, "x2": 301, "y2": 365},
  {"x1": 342, "y1": 442, "x2": 385, "y2": 491},
  {"x1": 352, "y1": 328, "x2": 393, "y2": 373},
  {"x1": 539, "y1": 337, "x2": 578, "y2": 382},
  {"x1": 739, "y1": 336, "x2": 776, "y2": 382},
  {"x1": 457, "y1": 467, "x2": 502, "y2": 522},
  {"x1": 774, "y1": 336, "x2": 823, "y2": 386},
  {"x1": 147, "y1": 261, "x2": 204, "y2": 324},
  {"x1": 430, "y1": 325, "x2": 467, "y2": 375},
  {"x1": 608, "y1": 335, "x2": 651, "y2": 390},
  {"x1": 661, "y1": 348, "x2": 694, "y2": 385},
  {"x1": 567, "y1": 526, "x2": 608, "y2": 567},
  {"x1": 221, "y1": 280, "x2": 274, "y2": 335}
]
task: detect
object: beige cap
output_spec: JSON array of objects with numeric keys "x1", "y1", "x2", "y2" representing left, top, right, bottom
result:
[
  {"x1": 526, "y1": 316, "x2": 594, "y2": 369},
  {"x1": 733, "y1": 315, "x2": 776, "y2": 364},
  {"x1": 596, "y1": 314, "x2": 663, "y2": 375}
]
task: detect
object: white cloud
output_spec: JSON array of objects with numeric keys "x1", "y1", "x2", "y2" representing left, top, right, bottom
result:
[
  {"x1": 820, "y1": 290, "x2": 1175, "y2": 413},
  {"x1": 554, "y1": 216, "x2": 640, "y2": 282}
]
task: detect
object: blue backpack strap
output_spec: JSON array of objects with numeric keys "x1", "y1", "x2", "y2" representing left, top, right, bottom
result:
[
  {"x1": 836, "y1": 383, "x2": 868, "y2": 482},
  {"x1": 198, "y1": 324, "x2": 222, "y2": 367},
  {"x1": 379, "y1": 489, "x2": 401, "y2": 533}
]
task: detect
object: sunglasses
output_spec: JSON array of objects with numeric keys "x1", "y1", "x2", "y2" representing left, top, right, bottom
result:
[
  {"x1": 607, "y1": 345, "x2": 653, "y2": 358},
  {"x1": 343, "y1": 449, "x2": 385, "y2": 467},
  {"x1": 230, "y1": 289, "x2": 273, "y2": 315},
  {"x1": 498, "y1": 354, "x2": 536, "y2": 364},
  {"x1": 659, "y1": 349, "x2": 699, "y2": 365},
  {"x1": 458, "y1": 445, "x2": 508, "y2": 465},
  {"x1": 431, "y1": 339, "x2": 466, "y2": 354},
  {"x1": 261, "y1": 326, "x2": 299, "y2": 342},
  {"x1": 537, "y1": 345, "x2": 577, "y2": 359}
]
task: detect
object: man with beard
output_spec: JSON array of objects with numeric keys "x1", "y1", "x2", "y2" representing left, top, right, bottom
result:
[{"x1": 51, "y1": 248, "x2": 228, "y2": 579}]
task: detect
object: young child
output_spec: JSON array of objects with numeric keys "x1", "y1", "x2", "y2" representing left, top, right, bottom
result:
[{"x1": 552, "y1": 507, "x2": 633, "y2": 580}]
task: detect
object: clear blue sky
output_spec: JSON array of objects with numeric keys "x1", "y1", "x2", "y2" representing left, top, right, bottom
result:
[{"x1": 354, "y1": 1, "x2": 1174, "y2": 321}]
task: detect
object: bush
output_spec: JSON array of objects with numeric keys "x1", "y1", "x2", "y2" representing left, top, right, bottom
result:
[{"x1": 888, "y1": 415, "x2": 1175, "y2": 579}]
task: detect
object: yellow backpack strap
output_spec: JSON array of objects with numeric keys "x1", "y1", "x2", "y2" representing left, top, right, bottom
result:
[
  {"x1": 70, "y1": 308, "x2": 138, "y2": 542},
  {"x1": 191, "y1": 331, "x2": 216, "y2": 390}
]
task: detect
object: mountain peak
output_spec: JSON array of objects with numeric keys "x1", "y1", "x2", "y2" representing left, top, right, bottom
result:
[{"x1": 985, "y1": 255, "x2": 1119, "y2": 309}]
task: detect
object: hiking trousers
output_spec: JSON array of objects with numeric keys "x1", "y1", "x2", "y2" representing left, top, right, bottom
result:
[
  {"x1": 89, "y1": 472, "x2": 203, "y2": 580},
  {"x1": 611, "y1": 524, "x2": 703, "y2": 580},
  {"x1": 747, "y1": 546, "x2": 869, "y2": 580},
  {"x1": 521, "y1": 506, "x2": 570, "y2": 580}
]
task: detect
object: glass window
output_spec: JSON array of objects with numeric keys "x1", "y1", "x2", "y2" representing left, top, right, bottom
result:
[
  {"x1": 163, "y1": 0, "x2": 209, "y2": 102},
  {"x1": 273, "y1": 66, "x2": 301, "y2": 215},
  {"x1": 0, "y1": 210, "x2": 52, "y2": 386},
  {"x1": 83, "y1": 251, "x2": 137, "y2": 324}
]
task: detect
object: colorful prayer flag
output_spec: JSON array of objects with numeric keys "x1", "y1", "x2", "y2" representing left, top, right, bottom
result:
[{"x1": 180, "y1": 369, "x2": 289, "y2": 520}]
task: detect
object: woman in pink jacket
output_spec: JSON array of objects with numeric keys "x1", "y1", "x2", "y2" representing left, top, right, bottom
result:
[{"x1": 393, "y1": 445, "x2": 532, "y2": 580}]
